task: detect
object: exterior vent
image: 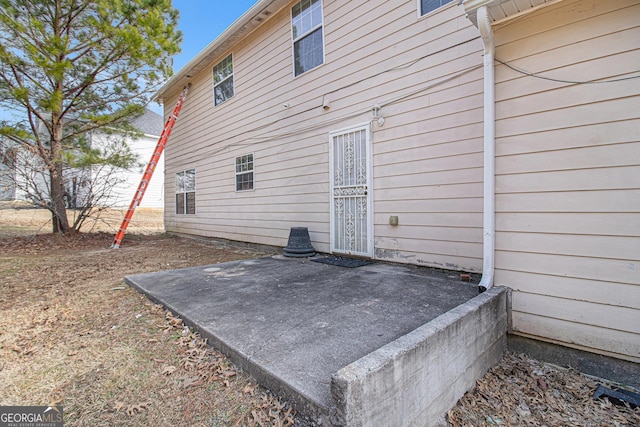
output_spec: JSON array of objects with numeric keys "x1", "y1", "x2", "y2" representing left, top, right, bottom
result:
[{"x1": 283, "y1": 227, "x2": 316, "y2": 258}]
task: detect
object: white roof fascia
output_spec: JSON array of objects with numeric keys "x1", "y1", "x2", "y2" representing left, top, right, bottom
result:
[
  {"x1": 153, "y1": 0, "x2": 291, "y2": 104},
  {"x1": 461, "y1": 0, "x2": 564, "y2": 26}
]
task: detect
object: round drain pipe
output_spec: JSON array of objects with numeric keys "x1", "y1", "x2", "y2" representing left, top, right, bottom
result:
[{"x1": 477, "y1": 5, "x2": 496, "y2": 293}]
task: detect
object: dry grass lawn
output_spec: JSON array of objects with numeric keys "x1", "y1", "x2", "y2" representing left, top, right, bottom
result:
[
  {"x1": 0, "y1": 206, "x2": 296, "y2": 426},
  {"x1": 0, "y1": 205, "x2": 637, "y2": 426},
  {"x1": 0, "y1": 201, "x2": 164, "y2": 238}
]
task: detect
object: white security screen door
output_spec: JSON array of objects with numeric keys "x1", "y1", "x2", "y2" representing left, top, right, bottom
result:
[{"x1": 330, "y1": 124, "x2": 373, "y2": 257}]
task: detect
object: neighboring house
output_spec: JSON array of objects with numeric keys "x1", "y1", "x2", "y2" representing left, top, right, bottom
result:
[
  {"x1": 111, "y1": 109, "x2": 165, "y2": 209},
  {"x1": 5, "y1": 108, "x2": 165, "y2": 209},
  {"x1": 154, "y1": 0, "x2": 639, "y2": 376}
]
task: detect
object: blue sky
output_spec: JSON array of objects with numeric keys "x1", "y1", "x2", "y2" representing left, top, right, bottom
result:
[
  {"x1": 142, "y1": 0, "x2": 258, "y2": 113},
  {"x1": 172, "y1": 0, "x2": 258, "y2": 72}
]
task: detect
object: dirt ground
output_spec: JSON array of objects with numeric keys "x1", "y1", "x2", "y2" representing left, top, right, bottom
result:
[{"x1": 0, "y1": 206, "x2": 638, "y2": 426}]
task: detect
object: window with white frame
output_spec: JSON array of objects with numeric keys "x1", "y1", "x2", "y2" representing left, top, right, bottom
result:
[
  {"x1": 176, "y1": 169, "x2": 195, "y2": 214},
  {"x1": 212, "y1": 54, "x2": 234, "y2": 105},
  {"x1": 420, "y1": 0, "x2": 452, "y2": 16},
  {"x1": 291, "y1": 0, "x2": 324, "y2": 76},
  {"x1": 235, "y1": 154, "x2": 253, "y2": 191}
]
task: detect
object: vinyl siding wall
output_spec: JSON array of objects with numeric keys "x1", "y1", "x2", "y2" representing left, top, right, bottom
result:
[
  {"x1": 163, "y1": 0, "x2": 485, "y2": 271},
  {"x1": 493, "y1": 0, "x2": 640, "y2": 362}
]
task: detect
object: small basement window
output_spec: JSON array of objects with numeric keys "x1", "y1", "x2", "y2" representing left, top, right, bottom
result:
[
  {"x1": 235, "y1": 154, "x2": 254, "y2": 191},
  {"x1": 176, "y1": 169, "x2": 196, "y2": 214},
  {"x1": 213, "y1": 54, "x2": 234, "y2": 105}
]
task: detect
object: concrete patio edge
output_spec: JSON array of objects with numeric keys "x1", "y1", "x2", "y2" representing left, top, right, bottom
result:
[
  {"x1": 124, "y1": 272, "x2": 333, "y2": 424},
  {"x1": 124, "y1": 259, "x2": 506, "y2": 427},
  {"x1": 330, "y1": 286, "x2": 509, "y2": 427}
]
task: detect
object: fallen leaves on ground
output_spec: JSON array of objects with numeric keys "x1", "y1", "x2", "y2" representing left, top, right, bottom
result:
[
  {"x1": 162, "y1": 309, "x2": 296, "y2": 425},
  {"x1": 245, "y1": 394, "x2": 296, "y2": 427},
  {"x1": 0, "y1": 220, "x2": 296, "y2": 427},
  {"x1": 447, "y1": 352, "x2": 639, "y2": 426}
]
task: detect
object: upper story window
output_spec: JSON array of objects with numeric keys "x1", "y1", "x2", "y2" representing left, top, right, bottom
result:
[
  {"x1": 235, "y1": 154, "x2": 254, "y2": 191},
  {"x1": 420, "y1": 0, "x2": 452, "y2": 16},
  {"x1": 213, "y1": 54, "x2": 234, "y2": 105},
  {"x1": 292, "y1": 0, "x2": 324, "y2": 76},
  {"x1": 176, "y1": 169, "x2": 196, "y2": 214}
]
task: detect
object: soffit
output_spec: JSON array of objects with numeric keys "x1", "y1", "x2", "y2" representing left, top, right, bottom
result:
[{"x1": 462, "y1": 0, "x2": 562, "y2": 26}]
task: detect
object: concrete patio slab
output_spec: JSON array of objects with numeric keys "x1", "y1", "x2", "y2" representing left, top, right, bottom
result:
[{"x1": 125, "y1": 255, "x2": 507, "y2": 426}]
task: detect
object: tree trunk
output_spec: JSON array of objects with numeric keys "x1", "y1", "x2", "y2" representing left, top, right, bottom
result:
[
  {"x1": 50, "y1": 2, "x2": 71, "y2": 236},
  {"x1": 50, "y1": 117, "x2": 71, "y2": 235},
  {"x1": 50, "y1": 165, "x2": 70, "y2": 234}
]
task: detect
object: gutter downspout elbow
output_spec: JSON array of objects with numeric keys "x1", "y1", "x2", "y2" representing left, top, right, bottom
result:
[{"x1": 477, "y1": 5, "x2": 496, "y2": 293}]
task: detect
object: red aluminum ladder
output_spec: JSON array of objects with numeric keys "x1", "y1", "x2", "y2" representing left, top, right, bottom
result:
[{"x1": 111, "y1": 85, "x2": 190, "y2": 249}]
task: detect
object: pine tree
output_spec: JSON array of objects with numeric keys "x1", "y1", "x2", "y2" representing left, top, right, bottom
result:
[{"x1": 0, "y1": 0, "x2": 181, "y2": 233}]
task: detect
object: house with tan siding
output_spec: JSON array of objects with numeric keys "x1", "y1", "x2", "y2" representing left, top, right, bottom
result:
[{"x1": 155, "y1": 0, "x2": 639, "y2": 384}]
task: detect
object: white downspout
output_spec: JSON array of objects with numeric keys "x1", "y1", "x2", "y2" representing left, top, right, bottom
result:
[{"x1": 477, "y1": 5, "x2": 495, "y2": 293}]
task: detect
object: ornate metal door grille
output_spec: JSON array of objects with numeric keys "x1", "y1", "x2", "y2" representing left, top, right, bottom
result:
[{"x1": 330, "y1": 124, "x2": 372, "y2": 257}]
